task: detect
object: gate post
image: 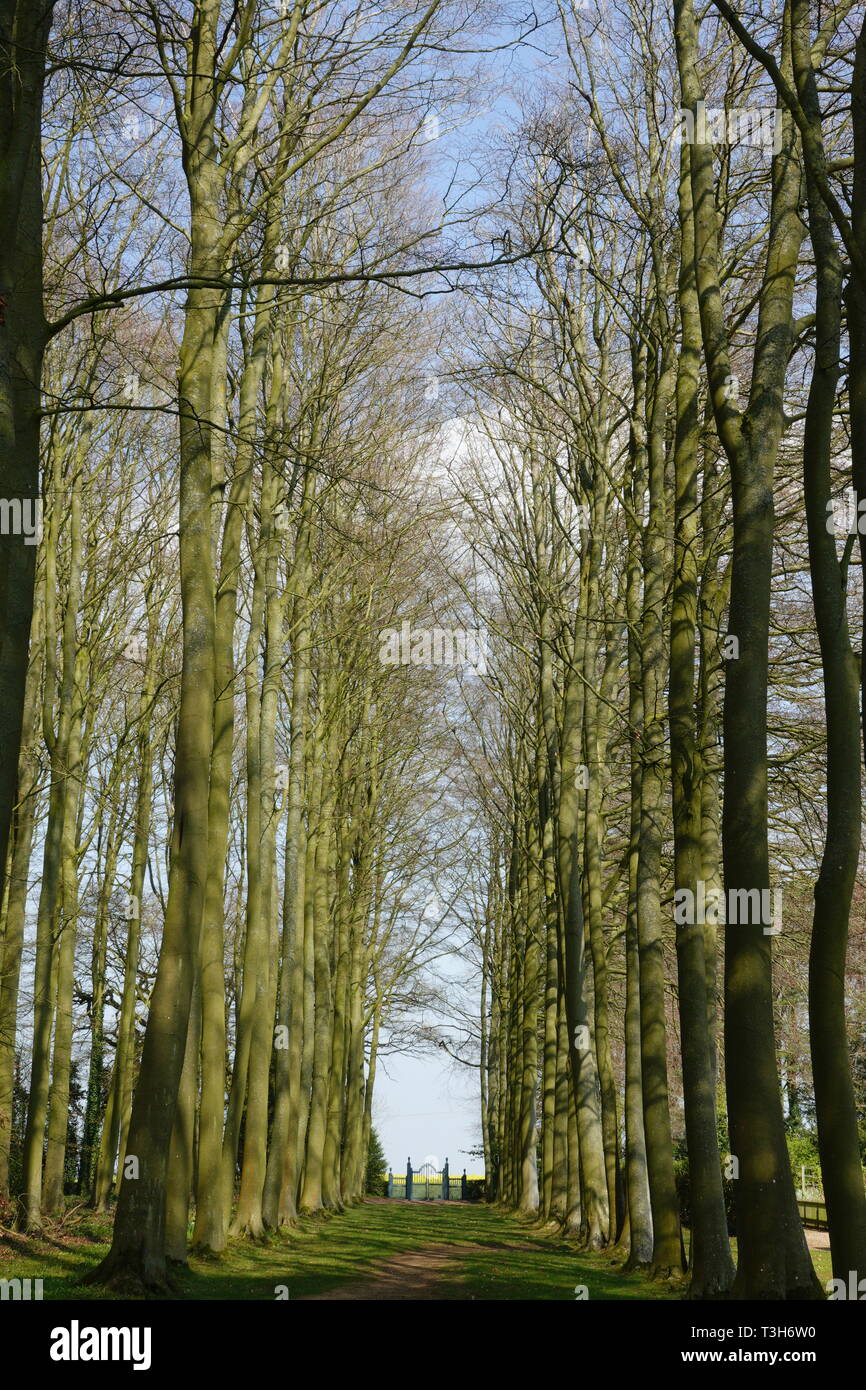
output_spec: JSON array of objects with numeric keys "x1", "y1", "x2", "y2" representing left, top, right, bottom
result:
[
  {"x1": 406, "y1": 1158, "x2": 413, "y2": 1202},
  {"x1": 443, "y1": 1157, "x2": 449, "y2": 1200},
  {"x1": 461, "y1": 1168, "x2": 468, "y2": 1201},
  {"x1": 387, "y1": 1169, "x2": 393, "y2": 1198}
]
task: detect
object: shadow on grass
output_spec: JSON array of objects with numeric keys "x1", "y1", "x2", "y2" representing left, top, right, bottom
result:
[{"x1": 7, "y1": 1199, "x2": 826, "y2": 1302}]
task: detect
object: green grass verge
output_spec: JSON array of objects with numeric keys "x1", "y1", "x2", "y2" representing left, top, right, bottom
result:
[{"x1": 0, "y1": 1199, "x2": 833, "y2": 1301}]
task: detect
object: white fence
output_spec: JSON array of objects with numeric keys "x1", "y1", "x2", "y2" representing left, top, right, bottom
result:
[{"x1": 796, "y1": 1166, "x2": 823, "y2": 1202}]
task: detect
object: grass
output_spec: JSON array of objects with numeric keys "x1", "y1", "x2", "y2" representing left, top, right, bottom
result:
[{"x1": 0, "y1": 1199, "x2": 834, "y2": 1301}]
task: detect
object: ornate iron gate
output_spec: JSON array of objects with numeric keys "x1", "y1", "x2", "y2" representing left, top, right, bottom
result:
[
  {"x1": 386, "y1": 1157, "x2": 467, "y2": 1200},
  {"x1": 413, "y1": 1161, "x2": 442, "y2": 1200}
]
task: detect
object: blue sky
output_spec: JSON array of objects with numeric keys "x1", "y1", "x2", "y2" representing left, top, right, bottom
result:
[{"x1": 374, "y1": 1049, "x2": 483, "y2": 1177}]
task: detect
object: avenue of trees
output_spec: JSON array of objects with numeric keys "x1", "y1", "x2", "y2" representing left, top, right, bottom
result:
[
  {"x1": 0, "y1": 0, "x2": 864, "y2": 1303},
  {"x1": 449, "y1": 0, "x2": 866, "y2": 1300},
  {"x1": 0, "y1": 0, "x2": 496, "y2": 1290}
]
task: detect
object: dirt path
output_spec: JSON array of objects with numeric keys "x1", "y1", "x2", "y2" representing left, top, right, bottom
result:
[
  {"x1": 300, "y1": 1242, "x2": 484, "y2": 1300},
  {"x1": 301, "y1": 1225, "x2": 833, "y2": 1300},
  {"x1": 804, "y1": 1227, "x2": 830, "y2": 1252}
]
